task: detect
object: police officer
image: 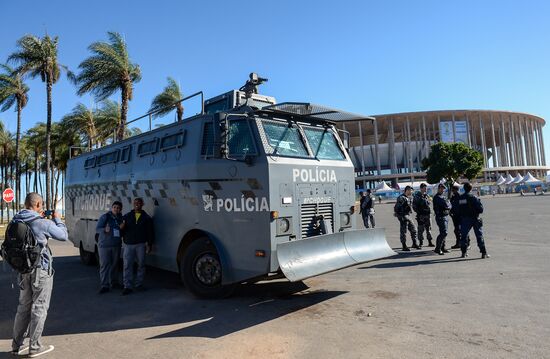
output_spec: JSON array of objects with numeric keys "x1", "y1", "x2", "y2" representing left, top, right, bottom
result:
[
  {"x1": 458, "y1": 182, "x2": 490, "y2": 259},
  {"x1": 449, "y1": 184, "x2": 470, "y2": 249},
  {"x1": 413, "y1": 183, "x2": 434, "y2": 248},
  {"x1": 394, "y1": 186, "x2": 419, "y2": 251},
  {"x1": 432, "y1": 184, "x2": 452, "y2": 255},
  {"x1": 359, "y1": 189, "x2": 375, "y2": 228}
]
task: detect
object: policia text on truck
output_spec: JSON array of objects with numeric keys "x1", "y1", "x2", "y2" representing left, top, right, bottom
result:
[{"x1": 65, "y1": 74, "x2": 394, "y2": 298}]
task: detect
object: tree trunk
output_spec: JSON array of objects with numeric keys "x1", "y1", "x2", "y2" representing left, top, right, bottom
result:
[
  {"x1": 34, "y1": 150, "x2": 38, "y2": 192},
  {"x1": 0, "y1": 148, "x2": 4, "y2": 224},
  {"x1": 53, "y1": 168, "x2": 60, "y2": 212},
  {"x1": 118, "y1": 84, "x2": 128, "y2": 141},
  {"x1": 176, "y1": 103, "x2": 184, "y2": 122},
  {"x1": 45, "y1": 76, "x2": 53, "y2": 210},
  {"x1": 15, "y1": 101, "x2": 22, "y2": 209}
]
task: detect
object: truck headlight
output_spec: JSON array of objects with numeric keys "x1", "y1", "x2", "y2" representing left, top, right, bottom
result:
[
  {"x1": 340, "y1": 212, "x2": 352, "y2": 228},
  {"x1": 276, "y1": 217, "x2": 293, "y2": 236}
]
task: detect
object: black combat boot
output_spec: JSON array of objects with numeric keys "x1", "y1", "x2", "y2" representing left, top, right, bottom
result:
[
  {"x1": 461, "y1": 251, "x2": 468, "y2": 258},
  {"x1": 451, "y1": 243, "x2": 460, "y2": 249},
  {"x1": 412, "y1": 243, "x2": 421, "y2": 250},
  {"x1": 402, "y1": 246, "x2": 410, "y2": 252},
  {"x1": 428, "y1": 240, "x2": 435, "y2": 247}
]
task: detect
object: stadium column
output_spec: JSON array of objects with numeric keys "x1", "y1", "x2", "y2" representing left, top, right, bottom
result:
[
  {"x1": 490, "y1": 113, "x2": 498, "y2": 168},
  {"x1": 388, "y1": 118, "x2": 397, "y2": 174},
  {"x1": 479, "y1": 114, "x2": 488, "y2": 181},
  {"x1": 373, "y1": 118, "x2": 381, "y2": 176},
  {"x1": 358, "y1": 121, "x2": 366, "y2": 188},
  {"x1": 406, "y1": 117, "x2": 413, "y2": 174},
  {"x1": 533, "y1": 120, "x2": 541, "y2": 167},
  {"x1": 452, "y1": 113, "x2": 456, "y2": 142},
  {"x1": 509, "y1": 115, "x2": 519, "y2": 166},
  {"x1": 538, "y1": 122, "x2": 546, "y2": 166},
  {"x1": 520, "y1": 117, "x2": 529, "y2": 166},
  {"x1": 422, "y1": 115, "x2": 429, "y2": 159},
  {"x1": 499, "y1": 114, "x2": 509, "y2": 167}
]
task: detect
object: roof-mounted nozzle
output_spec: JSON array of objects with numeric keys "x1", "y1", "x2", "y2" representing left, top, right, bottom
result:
[{"x1": 239, "y1": 72, "x2": 268, "y2": 99}]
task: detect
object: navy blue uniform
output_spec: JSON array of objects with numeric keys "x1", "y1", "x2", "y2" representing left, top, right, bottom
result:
[
  {"x1": 433, "y1": 193, "x2": 451, "y2": 252},
  {"x1": 458, "y1": 193, "x2": 487, "y2": 255}
]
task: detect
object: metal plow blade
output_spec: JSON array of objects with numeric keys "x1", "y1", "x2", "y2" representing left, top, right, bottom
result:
[{"x1": 276, "y1": 229, "x2": 395, "y2": 282}]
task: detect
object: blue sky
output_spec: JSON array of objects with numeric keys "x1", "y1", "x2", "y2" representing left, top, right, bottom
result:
[{"x1": 1, "y1": 0, "x2": 549, "y2": 162}]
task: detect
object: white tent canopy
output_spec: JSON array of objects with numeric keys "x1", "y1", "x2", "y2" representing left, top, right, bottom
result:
[
  {"x1": 374, "y1": 181, "x2": 394, "y2": 192},
  {"x1": 523, "y1": 172, "x2": 542, "y2": 184},
  {"x1": 495, "y1": 175, "x2": 506, "y2": 186},
  {"x1": 504, "y1": 174, "x2": 515, "y2": 185},
  {"x1": 512, "y1": 173, "x2": 524, "y2": 184},
  {"x1": 398, "y1": 181, "x2": 435, "y2": 190}
]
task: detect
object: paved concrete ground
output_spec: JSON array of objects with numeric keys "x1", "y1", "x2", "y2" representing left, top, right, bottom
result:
[{"x1": 0, "y1": 195, "x2": 549, "y2": 358}]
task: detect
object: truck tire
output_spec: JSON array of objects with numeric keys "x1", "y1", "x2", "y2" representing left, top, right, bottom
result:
[
  {"x1": 79, "y1": 242, "x2": 97, "y2": 266},
  {"x1": 180, "y1": 237, "x2": 235, "y2": 299}
]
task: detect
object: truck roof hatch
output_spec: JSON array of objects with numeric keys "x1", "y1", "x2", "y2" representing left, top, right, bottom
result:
[{"x1": 261, "y1": 102, "x2": 375, "y2": 124}]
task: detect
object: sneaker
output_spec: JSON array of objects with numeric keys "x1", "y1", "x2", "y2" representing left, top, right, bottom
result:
[
  {"x1": 11, "y1": 346, "x2": 29, "y2": 356},
  {"x1": 402, "y1": 247, "x2": 410, "y2": 252},
  {"x1": 450, "y1": 244, "x2": 460, "y2": 249},
  {"x1": 98, "y1": 287, "x2": 110, "y2": 294},
  {"x1": 28, "y1": 345, "x2": 54, "y2": 358},
  {"x1": 122, "y1": 288, "x2": 133, "y2": 296},
  {"x1": 481, "y1": 253, "x2": 491, "y2": 259}
]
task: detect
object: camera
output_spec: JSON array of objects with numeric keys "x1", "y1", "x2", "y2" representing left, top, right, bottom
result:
[{"x1": 44, "y1": 210, "x2": 54, "y2": 217}]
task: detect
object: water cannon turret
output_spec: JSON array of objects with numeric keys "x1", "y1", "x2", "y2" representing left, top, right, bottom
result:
[{"x1": 239, "y1": 72, "x2": 268, "y2": 98}]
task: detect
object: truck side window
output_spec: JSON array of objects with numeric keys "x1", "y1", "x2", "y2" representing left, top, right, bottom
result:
[
  {"x1": 201, "y1": 122, "x2": 215, "y2": 156},
  {"x1": 228, "y1": 119, "x2": 256, "y2": 157}
]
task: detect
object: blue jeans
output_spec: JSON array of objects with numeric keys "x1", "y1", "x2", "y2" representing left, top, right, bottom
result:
[
  {"x1": 435, "y1": 216, "x2": 448, "y2": 250},
  {"x1": 460, "y1": 217, "x2": 487, "y2": 254},
  {"x1": 123, "y1": 243, "x2": 146, "y2": 289},
  {"x1": 99, "y1": 246, "x2": 120, "y2": 288}
]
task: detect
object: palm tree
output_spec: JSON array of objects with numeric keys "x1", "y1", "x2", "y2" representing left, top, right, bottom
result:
[
  {"x1": 8, "y1": 34, "x2": 73, "y2": 210},
  {"x1": 0, "y1": 64, "x2": 29, "y2": 207},
  {"x1": 149, "y1": 77, "x2": 184, "y2": 122},
  {"x1": 76, "y1": 32, "x2": 141, "y2": 141},
  {"x1": 61, "y1": 103, "x2": 97, "y2": 150},
  {"x1": 94, "y1": 100, "x2": 121, "y2": 146},
  {"x1": 0, "y1": 122, "x2": 14, "y2": 222},
  {"x1": 26, "y1": 123, "x2": 47, "y2": 193}
]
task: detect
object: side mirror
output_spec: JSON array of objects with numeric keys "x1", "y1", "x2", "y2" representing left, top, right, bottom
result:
[
  {"x1": 338, "y1": 129, "x2": 351, "y2": 151},
  {"x1": 213, "y1": 112, "x2": 228, "y2": 158}
]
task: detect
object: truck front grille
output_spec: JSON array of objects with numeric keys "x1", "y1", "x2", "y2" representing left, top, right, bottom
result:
[{"x1": 300, "y1": 203, "x2": 334, "y2": 239}]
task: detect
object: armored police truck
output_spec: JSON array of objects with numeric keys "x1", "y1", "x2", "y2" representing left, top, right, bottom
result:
[{"x1": 65, "y1": 75, "x2": 394, "y2": 297}]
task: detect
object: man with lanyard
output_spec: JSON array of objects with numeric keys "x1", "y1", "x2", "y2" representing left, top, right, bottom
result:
[
  {"x1": 121, "y1": 198, "x2": 154, "y2": 295},
  {"x1": 96, "y1": 201, "x2": 124, "y2": 293},
  {"x1": 359, "y1": 189, "x2": 375, "y2": 228},
  {"x1": 432, "y1": 184, "x2": 452, "y2": 255},
  {"x1": 10, "y1": 192, "x2": 68, "y2": 357}
]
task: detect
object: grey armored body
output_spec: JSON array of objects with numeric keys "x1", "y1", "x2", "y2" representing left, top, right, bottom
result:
[{"x1": 65, "y1": 76, "x2": 394, "y2": 298}]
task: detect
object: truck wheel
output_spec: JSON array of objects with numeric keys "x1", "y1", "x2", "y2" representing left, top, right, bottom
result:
[
  {"x1": 79, "y1": 243, "x2": 97, "y2": 266},
  {"x1": 180, "y1": 238, "x2": 235, "y2": 298}
]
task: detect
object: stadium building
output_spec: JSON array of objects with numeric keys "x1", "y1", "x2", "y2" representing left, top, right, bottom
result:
[{"x1": 335, "y1": 110, "x2": 548, "y2": 189}]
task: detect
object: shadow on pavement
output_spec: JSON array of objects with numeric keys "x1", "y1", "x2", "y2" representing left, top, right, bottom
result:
[
  {"x1": 358, "y1": 255, "x2": 476, "y2": 269},
  {"x1": 0, "y1": 256, "x2": 346, "y2": 341}
]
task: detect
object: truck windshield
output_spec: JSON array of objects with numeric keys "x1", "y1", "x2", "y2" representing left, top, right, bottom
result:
[
  {"x1": 261, "y1": 120, "x2": 309, "y2": 157},
  {"x1": 260, "y1": 119, "x2": 345, "y2": 160},
  {"x1": 303, "y1": 127, "x2": 345, "y2": 160}
]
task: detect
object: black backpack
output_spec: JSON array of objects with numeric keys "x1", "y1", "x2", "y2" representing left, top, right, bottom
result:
[{"x1": 1, "y1": 217, "x2": 41, "y2": 273}]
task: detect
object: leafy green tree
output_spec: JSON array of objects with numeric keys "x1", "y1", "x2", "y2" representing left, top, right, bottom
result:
[
  {"x1": 61, "y1": 103, "x2": 97, "y2": 150},
  {"x1": 149, "y1": 77, "x2": 184, "y2": 122},
  {"x1": 421, "y1": 142, "x2": 484, "y2": 193},
  {"x1": 8, "y1": 34, "x2": 73, "y2": 210},
  {"x1": 0, "y1": 64, "x2": 29, "y2": 207},
  {"x1": 76, "y1": 32, "x2": 141, "y2": 141}
]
